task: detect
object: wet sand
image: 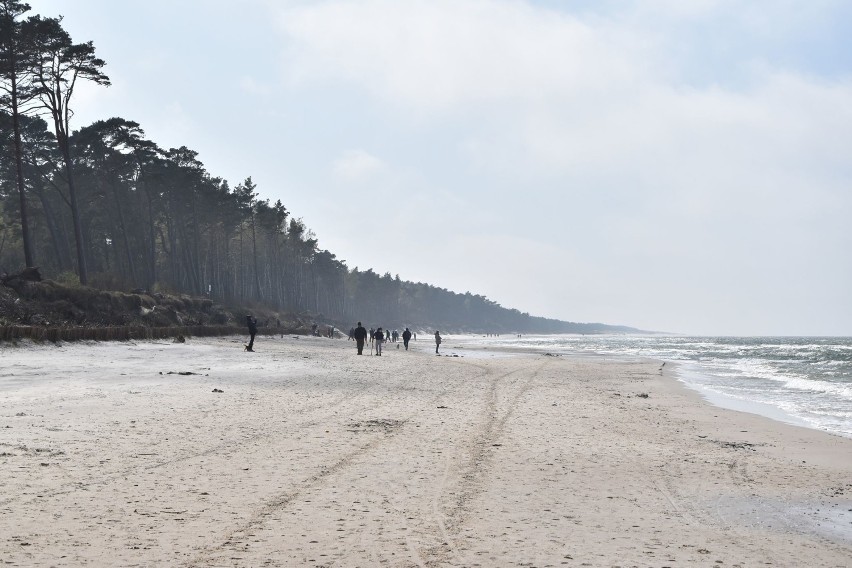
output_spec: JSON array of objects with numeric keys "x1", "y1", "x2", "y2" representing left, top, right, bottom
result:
[{"x1": 1, "y1": 335, "x2": 851, "y2": 566}]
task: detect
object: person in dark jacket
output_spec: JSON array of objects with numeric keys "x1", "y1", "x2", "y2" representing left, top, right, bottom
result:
[
  {"x1": 245, "y1": 315, "x2": 258, "y2": 351},
  {"x1": 402, "y1": 328, "x2": 412, "y2": 350},
  {"x1": 434, "y1": 330, "x2": 442, "y2": 354},
  {"x1": 353, "y1": 322, "x2": 368, "y2": 355},
  {"x1": 374, "y1": 327, "x2": 384, "y2": 356}
]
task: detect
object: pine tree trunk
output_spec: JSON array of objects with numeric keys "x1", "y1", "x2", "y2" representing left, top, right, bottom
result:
[
  {"x1": 10, "y1": 75, "x2": 34, "y2": 267},
  {"x1": 109, "y1": 181, "x2": 137, "y2": 286},
  {"x1": 58, "y1": 136, "x2": 89, "y2": 284},
  {"x1": 145, "y1": 187, "x2": 157, "y2": 289},
  {"x1": 251, "y1": 212, "x2": 261, "y2": 300},
  {"x1": 34, "y1": 180, "x2": 70, "y2": 271}
]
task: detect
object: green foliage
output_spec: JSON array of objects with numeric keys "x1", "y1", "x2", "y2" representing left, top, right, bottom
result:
[
  {"x1": 88, "y1": 271, "x2": 132, "y2": 292},
  {"x1": 54, "y1": 270, "x2": 79, "y2": 287}
]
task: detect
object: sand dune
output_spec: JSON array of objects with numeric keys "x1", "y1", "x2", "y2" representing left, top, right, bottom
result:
[{"x1": 1, "y1": 335, "x2": 850, "y2": 566}]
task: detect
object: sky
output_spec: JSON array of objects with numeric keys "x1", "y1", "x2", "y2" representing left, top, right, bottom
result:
[{"x1": 25, "y1": 0, "x2": 852, "y2": 335}]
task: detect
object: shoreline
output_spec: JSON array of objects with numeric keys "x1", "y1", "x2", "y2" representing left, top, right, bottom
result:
[
  {"x1": 677, "y1": 370, "x2": 816, "y2": 430},
  {"x1": 445, "y1": 333, "x2": 852, "y2": 440},
  {"x1": 2, "y1": 335, "x2": 851, "y2": 565}
]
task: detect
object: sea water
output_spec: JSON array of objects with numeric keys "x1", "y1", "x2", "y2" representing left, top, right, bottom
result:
[{"x1": 459, "y1": 335, "x2": 852, "y2": 439}]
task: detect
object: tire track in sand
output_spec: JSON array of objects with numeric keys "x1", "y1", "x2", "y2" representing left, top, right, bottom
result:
[
  {"x1": 0, "y1": 385, "x2": 380, "y2": 510},
  {"x1": 183, "y1": 421, "x2": 408, "y2": 568},
  {"x1": 421, "y1": 358, "x2": 546, "y2": 566},
  {"x1": 181, "y1": 361, "x2": 483, "y2": 568}
]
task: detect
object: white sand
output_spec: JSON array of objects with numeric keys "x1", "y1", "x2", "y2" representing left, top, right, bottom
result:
[{"x1": 1, "y1": 335, "x2": 851, "y2": 566}]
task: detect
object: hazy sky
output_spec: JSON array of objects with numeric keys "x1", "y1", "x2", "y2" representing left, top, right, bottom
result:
[{"x1": 27, "y1": 0, "x2": 852, "y2": 335}]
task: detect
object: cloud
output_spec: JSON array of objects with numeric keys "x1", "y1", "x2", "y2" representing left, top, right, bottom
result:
[
  {"x1": 332, "y1": 149, "x2": 387, "y2": 182},
  {"x1": 238, "y1": 76, "x2": 273, "y2": 96},
  {"x1": 273, "y1": 0, "x2": 852, "y2": 108},
  {"x1": 273, "y1": 0, "x2": 852, "y2": 199},
  {"x1": 276, "y1": 0, "x2": 649, "y2": 111},
  {"x1": 267, "y1": 0, "x2": 852, "y2": 333}
]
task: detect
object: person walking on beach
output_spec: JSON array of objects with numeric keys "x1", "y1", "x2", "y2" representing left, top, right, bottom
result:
[
  {"x1": 353, "y1": 322, "x2": 368, "y2": 355},
  {"x1": 402, "y1": 328, "x2": 412, "y2": 350},
  {"x1": 374, "y1": 327, "x2": 384, "y2": 356},
  {"x1": 434, "y1": 330, "x2": 442, "y2": 354},
  {"x1": 245, "y1": 315, "x2": 258, "y2": 352}
]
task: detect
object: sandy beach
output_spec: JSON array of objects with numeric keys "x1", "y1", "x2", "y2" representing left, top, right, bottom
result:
[{"x1": 1, "y1": 335, "x2": 851, "y2": 567}]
